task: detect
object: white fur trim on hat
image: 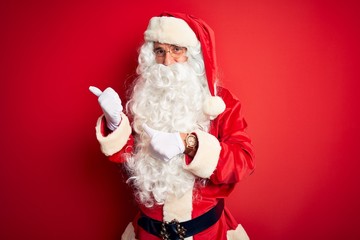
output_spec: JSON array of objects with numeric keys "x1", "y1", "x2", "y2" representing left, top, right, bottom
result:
[
  {"x1": 144, "y1": 16, "x2": 199, "y2": 47},
  {"x1": 203, "y1": 96, "x2": 226, "y2": 120}
]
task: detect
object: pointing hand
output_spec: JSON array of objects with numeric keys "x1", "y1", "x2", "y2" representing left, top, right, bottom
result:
[
  {"x1": 89, "y1": 86, "x2": 123, "y2": 131},
  {"x1": 142, "y1": 123, "x2": 185, "y2": 162}
]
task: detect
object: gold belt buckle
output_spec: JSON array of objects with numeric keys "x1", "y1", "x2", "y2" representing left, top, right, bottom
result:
[{"x1": 160, "y1": 219, "x2": 187, "y2": 240}]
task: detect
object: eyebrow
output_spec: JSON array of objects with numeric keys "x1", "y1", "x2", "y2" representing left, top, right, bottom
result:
[
  {"x1": 154, "y1": 44, "x2": 183, "y2": 49},
  {"x1": 154, "y1": 47, "x2": 164, "y2": 51}
]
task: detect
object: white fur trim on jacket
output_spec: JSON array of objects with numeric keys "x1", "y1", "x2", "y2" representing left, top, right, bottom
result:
[
  {"x1": 121, "y1": 222, "x2": 137, "y2": 240},
  {"x1": 120, "y1": 219, "x2": 249, "y2": 240},
  {"x1": 227, "y1": 224, "x2": 250, "y2": 240},
  {"x1": 144, "y1": 16, "x2": 199, "y2": 47},
  {"x1": 163, "y1": 188, "x2": 194, "y2": 239},
  {"x1": 95, "y1": 112, "x2": 132, "y2": 156},
  {"x1": 163, "y1": 188, "x2": 193, "y2": 222},
  {"x1": 183, "y1": 130, "x2": 221, "y2": 178}
]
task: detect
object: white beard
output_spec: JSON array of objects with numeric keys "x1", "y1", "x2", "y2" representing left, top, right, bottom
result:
[{"x1": 125, "y1": 62, "x2": 210, "y2": 207}]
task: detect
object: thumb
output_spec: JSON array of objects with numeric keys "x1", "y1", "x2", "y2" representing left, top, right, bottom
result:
[
  {"x1": 89, "y1": 86, "x2": 103, "y2": 97},
  {"x1": 142, "y1": 123, "x2": 157, "y2": 138}
]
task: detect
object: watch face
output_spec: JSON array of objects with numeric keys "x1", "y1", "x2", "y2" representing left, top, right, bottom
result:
[
  {"x1": 186, "y1": 134, "x2": 197, "y2": 148},
  {"x1": 188, "y1": 136, "x2": 196, "y2": 145}
]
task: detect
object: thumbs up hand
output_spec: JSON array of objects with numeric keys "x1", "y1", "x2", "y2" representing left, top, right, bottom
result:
[
  {"x1": 142, "y1": 123, "x2": 185, "y2": 162},
  {"x1": 89, "y1": 86, "x2": 123, "y2": 131}
]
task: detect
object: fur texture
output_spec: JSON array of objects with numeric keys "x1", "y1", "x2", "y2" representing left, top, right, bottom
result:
[
  {"x1": 124, "y1": 42, "x2": 211, "y2": 207},
  {"x1": 144, "y1": 16, "x2": 199, "y2": 47}
]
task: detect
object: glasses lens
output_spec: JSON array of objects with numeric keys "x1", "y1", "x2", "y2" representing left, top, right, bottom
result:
[
  {"x1": 154, "y1": 48, "x2": 165, "y2": 57},
  {"x1": 169, "y1": 46, "x2": 185, "y2": 58},
  {"x1": 154, "y1": 45, "x2": 186, "y2": 59}
]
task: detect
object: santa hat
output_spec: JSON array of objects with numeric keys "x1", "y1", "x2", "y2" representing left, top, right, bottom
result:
[{"x1": 144, "y1": 12, "x2": 226, "y2": 119}]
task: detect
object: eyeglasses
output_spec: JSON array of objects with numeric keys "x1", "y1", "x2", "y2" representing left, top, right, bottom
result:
[{"x1": 153, "y1": 45, "x2": 187, "y2": 59}]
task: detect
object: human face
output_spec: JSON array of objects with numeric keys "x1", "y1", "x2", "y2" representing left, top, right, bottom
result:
[{"x1": 153, "y1": 42, "x2": 188, "y2": 66}]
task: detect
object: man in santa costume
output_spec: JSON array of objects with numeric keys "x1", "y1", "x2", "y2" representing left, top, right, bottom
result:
[{"x1": 90, "y1": 12, "x2": 255, "y2": 240}]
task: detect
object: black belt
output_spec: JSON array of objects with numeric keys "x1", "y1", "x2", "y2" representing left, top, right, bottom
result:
[{"x1": 138, "y1": 198, "x2": 224, "y2": 240}]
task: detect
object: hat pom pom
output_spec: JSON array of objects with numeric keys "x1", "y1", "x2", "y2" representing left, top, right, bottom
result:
[{"x1": 203, "y1": 96, "x2": 226, "y2": 120}]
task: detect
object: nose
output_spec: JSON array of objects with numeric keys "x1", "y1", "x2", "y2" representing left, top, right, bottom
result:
[{"x1": 163, "y1": 51, "x2": 175, "y2": 66}]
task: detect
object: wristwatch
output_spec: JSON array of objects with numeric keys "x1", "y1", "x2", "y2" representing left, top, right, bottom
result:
[{"x1": 184, "y1": 133, "x2": 198, "y2": 156}]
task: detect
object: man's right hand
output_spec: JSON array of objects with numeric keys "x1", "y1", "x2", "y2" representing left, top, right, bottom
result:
[
  {"x1": 89, "y1": 86, "x2": 123, "y2": 131},
  {"x1": 142, "y1": 123, "x2": 185, "y2": 162}
]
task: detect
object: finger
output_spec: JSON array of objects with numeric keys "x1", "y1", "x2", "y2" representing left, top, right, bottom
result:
[
  {"x1": 142, "y1": 123, "x2": 156, "y2": 137},
  {"x1": 89, "y1": 86, "x2": 103, "y2": 97}
]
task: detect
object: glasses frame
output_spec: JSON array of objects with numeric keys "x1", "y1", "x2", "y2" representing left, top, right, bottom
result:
[{"x1": 153, "y1": 44, "x2": 187, "y2": 59}]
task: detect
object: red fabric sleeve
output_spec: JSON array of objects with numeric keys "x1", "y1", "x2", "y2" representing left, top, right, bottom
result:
[
  {"x1": 98, "y1": 116, "x2": 135, "y2": 163},
  {"x1": 209, "y1": 87, "x2": 255, "y2": 184},
  {"x1": 108, "y1": 135, "x2": 135, "y2": 163}
]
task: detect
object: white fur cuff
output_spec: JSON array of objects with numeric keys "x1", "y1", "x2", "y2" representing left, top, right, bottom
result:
[
  {"x1": 183, "y1": 130, "x2": 221, "y2": 178},
  {"x1": 95, "y1": 113, "x2": 132, "y2": 156}
]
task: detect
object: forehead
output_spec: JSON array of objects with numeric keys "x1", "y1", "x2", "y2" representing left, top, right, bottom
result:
[{"x1": 153, "y1": 42, "x2": 184, "y2": 48}]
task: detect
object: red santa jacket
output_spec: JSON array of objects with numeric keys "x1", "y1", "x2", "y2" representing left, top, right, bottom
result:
[{"x1": 95, "y1": 87, "x2": 255, "y2": 240}]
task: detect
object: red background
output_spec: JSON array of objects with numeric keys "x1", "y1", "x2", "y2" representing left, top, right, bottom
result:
[{"x1": 1, "y1": 0, "x2": 359, "y2": 239}]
